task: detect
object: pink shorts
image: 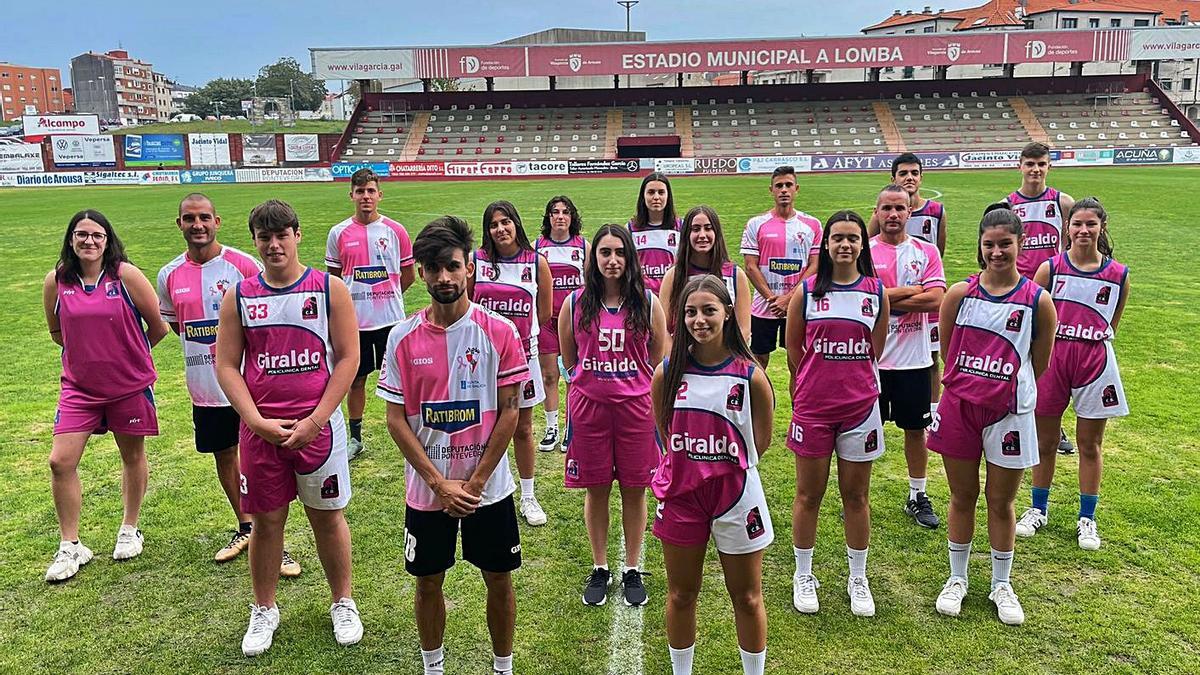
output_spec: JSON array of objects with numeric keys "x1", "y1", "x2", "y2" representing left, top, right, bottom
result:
[
  {"x1": 928, "y1": 390, "x2": 1038, "y2": 470},
  {"x1": 1035, "y1": 340, "x2": 1128, "y2": 420},
  {"x1": 653, "y1": 467, "x2": 774, "y2": 555},
  {"x1": 787, "y1": 401, "x2": 884, "y2": 462},
  {"x1": 54, "y1": 385, "x2": 159, "y2": 436},
  {"x1": 539, "y1": 316, "x2": 560, "y2": 355},
  {"x1": 239, "y1": 409, "x2": 352, "y2": 514},
  {"x1": 564, "y1": 390, "x2": 657, "y2": 488}
]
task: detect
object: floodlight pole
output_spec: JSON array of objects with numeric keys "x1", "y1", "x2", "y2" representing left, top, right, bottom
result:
[{"x1": 618, "y1": 0, "x2": 639, "y2": 33}]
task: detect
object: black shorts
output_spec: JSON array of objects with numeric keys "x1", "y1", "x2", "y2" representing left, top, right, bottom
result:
[
  {"x1": 750, "y1": 315, "x2": 787, "y2": 355},
  {"x1": 193, "y1": 405, "x2": 240, "y2": 453},
  {"x1": 357, "y1": 326, "x2": 394, "y2": 378},
  {"x1": 403, "y1": 495, "x2": 521, "y2": 577},
  {"x1": 879, "y1": 367, "x2": 933, "y2": 430}
]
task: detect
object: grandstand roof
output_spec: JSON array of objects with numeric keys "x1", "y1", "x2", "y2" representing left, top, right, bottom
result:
[{"x1": 864, "y1": 1, "x2": 1198, "y2": 32}]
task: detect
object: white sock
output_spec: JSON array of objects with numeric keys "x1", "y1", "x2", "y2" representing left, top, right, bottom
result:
[
  {"x1": 930, "y1": 400, "x2": 939, "y2": 415},
  {"x1": 624, "y1": 564, "x2": 638, "y2": 574},
  {"x1": 847, "y1": 546, "x2": 868, "y2": 578},
  {"x1": 669, "y1": 644, "x2": 695, "y2": 675},
  {"x1": 493, "y1": 653, "x2": 513, "y2": 675},
  {"x1": 520, "y1": 478, "x2": 535, "y2": 500},
  {"x1": 793, "y1": 546, "x2": 813, "y2": 577},
  {"x1": 421, "y1": 646, "x2": 445, "y2": 675},
  {"x1": 739, "y1": 647, "x2": 766, "y2": 675},
  {"x1": 991, "y1": 548, "x2": 1013, "y2": 589},
  {"x1": 545, "y1": 412, "x2": 558, "y2": 432},
  {"x1": 594, "y1": 563, "x2": 608, "y2": 571},
  {"x1": 909, "y1": 476, "x2": 927, "y2": 502},
  {"x1": 949, "y1": 540, "x2": 971, "y2": 580}
]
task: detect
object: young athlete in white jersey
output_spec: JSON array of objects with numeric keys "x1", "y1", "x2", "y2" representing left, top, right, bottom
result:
[
  {"x1": 216, "y1": 200, "x2": 363, "y2": 656},
  {"x1": 659, "y1": 205, "x2": 752, "y2": 352},
  {"x1": 869, "y1": 185, "x2": 946, "y2": 530},
  {"x1": 377, "y1": 216, "x2": 526, "y2": 675},
  {"x1": 157, "y1": 193, "x2": 301, "y2": 574},
  {"x1": 928, "y1": 204, "x2": 1057, "y2": 626},
  {"x1": 534, "y1": 196, "x2": 588, "y2": 453},
  {"x1": 559, "y1": 225, "x2": 667, "y2": 608},
  {"x1": 468, "y1": 201, "x2": 553, "y2": 526},
  {"x1": 325, "y1": 168, "x2": 415, "y2": 459},
  {"x1": 785, "y1": 211, "x2": 889, "y2": 617},
  {"x1": 1018, "y1": 198, "x2": 1130, "y2": 551},
  {"x1": 626, "y1": 171, "x2": 682, "y2": 295},
  {"x1": 651, "y1": 275, "x2": 775, "y2": 675}
]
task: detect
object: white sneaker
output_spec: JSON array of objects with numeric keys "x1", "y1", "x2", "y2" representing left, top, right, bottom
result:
[
  {"x1": 241, "y1": 604, "x2": 280, "y2": 657},
  {"x1": 45, "y1": 541, "x2": 94, "y2": 582},
  {"x1": 792, "y1": 573, "x2": 820, "y2": 614},
  {"x1": 330, "y1": 597, "x2": 364, "y2": 646},
  {"x1": 989, "y1": 582, "x2": 1025, "y2": 625},
  {"x1": 847, "y1": 576, "x2": 875, "y2": 617},
  {"x1": 112, "y1": 524, "x2": 143, "y2": 560},
  {"x1": 1015, "y1": 508, "x2": 1047, "y2": 538},
  {"x1": 1077, "y1": 517, "x2": 1101, "y2": 551},
  {"x1": 520, "y1": 496, "x2": 547, "y2": 526},
  {"x1": 936, "y1": 576, "x2": 968, "y2": 617}
]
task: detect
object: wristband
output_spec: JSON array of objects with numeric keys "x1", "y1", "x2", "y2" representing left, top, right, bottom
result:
[{"x1": 558, "y1": 355, "x2": 573, "y2": 383}]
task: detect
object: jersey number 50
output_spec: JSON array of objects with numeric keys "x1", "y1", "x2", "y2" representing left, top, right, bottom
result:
[{"x1": 598, "y1": 328, "x2": 626, "y2": 352}]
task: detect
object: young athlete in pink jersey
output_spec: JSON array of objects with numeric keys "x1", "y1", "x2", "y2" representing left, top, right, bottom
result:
[
  {"x1": 534, "y1": 196, "x2": 588, "y2": 453},
  {"x1": 158, "y1": 193, "x2": 303, "y2": 574},
  {"x1": 559, "y1": 225, "x2": 667, "y2": 608},
  {"x1": 1007, "y1": 142, "x2": 1078, "y2": 455},
  {"x1": 468, "y1": 200, "x2": 553, "y2": 527},
  {"x1": 1018, "y1": 198, "x2": 1129, "y2": 551},
  {"x1": 929, "y1": 204, "x2": 1057, "y2": 626},
  {"x1": 325, "y1": 168, "x2": 415, "y2": 460},
  {"x1": 659, "y1": 205, "x2": 752, "y2": 351},
  {"x1": 216, "y1": 200, "x2": 363, "y2": 656},
  {"x1": 740, "y1": 165, "x2": 822, "y2": 374},
  {"x1": 627, "y1": 171, "x2": 683, "y2": 295},
  {"x1": 870, "y1": 185, "x2": 946, "y2": 530},
  {"x1": 651, "y1": 275, "x2": 775, "y2": 675},
  {"x1": 785, "y1": 210, "x2": 889, "y2": 617},
  {"x1": 377, "y1": 216, "x2": 526, "y2": 675},
  {"x1": 43, "y1": 210, "x2": 168, "y2": 583}
]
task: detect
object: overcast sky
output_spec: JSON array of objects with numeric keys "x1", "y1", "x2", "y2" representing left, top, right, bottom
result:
[{"x1": 4, "y1": 0, "x2": 927, "y2": 85}]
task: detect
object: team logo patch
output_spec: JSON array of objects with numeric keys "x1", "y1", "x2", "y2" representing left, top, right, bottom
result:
[
  {"x1": 745, "y1": 506, "x2": 766, "y2": 540},
  {"x1": 523, "y1": 379, "x2": 536, "y2": 400},
  {"x1": 321, "y1": 475, "x2": 340, "y2": 499},
  {"x1": 1095, "y1": 286, "x2": 1111, "y2": 305},
  {"x1": 1102, "y1": 384, "x2": 1119, "y2": 407},
  {"x1": 457, "y1": 347, "x2": 480, "y2": 373},
  {"x1": 922, "y1": 222, "x2": 932, "y2": 235},
  {"x1": 1001, "y1": 431, "x2": 1021, "y2": 456},
  {"x1": 421, "y1": 400, "x2": 482, "y2": 433},
  {"x1": 861, "y1": 298, "x2": 874, "y2": 317},
  {"x1": 668, "y1": 233, "x2": 677, "y2": 247},
  {"x1": 930, "y1": 324, "x2": 940, "y2": 343},
  {"x1": 183, "y1": 318, "x2": 220, "y2": 345},
  {"x1": 1046, "y1": 203, "x2": 1056, "y2": 218},
  {"x1": 566, "y1": 458, "x2": 579, "y2": 479},
  {"x1": 864, "y1": 429, "x2": 878, "y2": 453},
  {"x1": 521, "y1": 266, "x2": 532, "y2": 283},
  {"x1": 105, "y1": 281, "x2": 121, "y2": 298},
  {"x1": 376, "y1": 237, "x2": 389, "y2": 252},
  {"x1": 726, "y1": 383, "x2": 745, "y2": 411},
  {"x1": 302, "y1": 296, "x2": 319, "y2": 320},
  {"x1": 1005, "y1": 309, "x2": 1023, "y2": 332}
]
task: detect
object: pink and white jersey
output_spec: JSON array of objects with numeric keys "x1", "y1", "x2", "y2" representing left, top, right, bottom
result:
[
  {"x1": 1047, "y1": 253, "x2": 1127, "y2": 343},
  {"x1": 907, "y1": 199, "x2": 945, "y2": 246},
  {"x1": 473, "y1": 248, "x2": 540, "y2": 355},
  {"x1": 1007, "y1": 187, "x2": 1064, "y2": 279},
  {"x1": 324, "y1": 215, "x2": 414, "y2": 330},
  {"x1": 740, "y1": 211, "x2": 822, "y2": 318},
  {"x1": 236, "y1": 269, "x2": 334, "y2": 419},
  {"x1": 567, "y1": 289, "x2": 657, "y2": 403},
  {"x1": 942, "y1": 275, "x2": 1042, "y2": 414},
  {"x1": 793, "y1": 275, "x2": 883, "y2": 418},
  {"x1": 535, "y1": 234, "x2": 586, "y2": 319},
  {"x1": 628, "y1": 218, "x2": 683, "y2": 295},
  {"x1": 157, "y1": 246, "x2": 261, "y2": 407},
  {"x1": 652, "y1": 356, "x2": 760, "y2": 500},
  {"x1": 56, "y1": 268, "x2": 157, "y2": 403},
  {"x1": 376, "y1": 304, "x2": 528, "y2": 511},
  {"x1": 870, "y1": 235, "x2": 946, "y2": 370},
  {"x1": 688, "y1": 261, "x2": 739, "y2": 303}
]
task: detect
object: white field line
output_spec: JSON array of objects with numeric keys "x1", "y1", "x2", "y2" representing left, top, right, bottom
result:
[{"x1": 607, "y1": 533, "x2": 646, "y2": 675}]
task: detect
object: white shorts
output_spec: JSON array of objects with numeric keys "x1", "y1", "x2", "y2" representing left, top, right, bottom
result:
[
  {"x1": 1037, "y1": 340, "x2": 1129, "y2": 420},
  {"x1": 712, "y1": 468, "x2": 775, "y2": 554},
  {"x1": 928, "y1": 392, "x2": 1039, "y2": 470},
  {"x1": 787, "y1": 401, "x2": 885, "y2": 463},
  {"x1": 653, "y1": 467, "x2": 775, "y2": 555},
  {"x1": 518, "y1": 345, "x2": 546, "y2": 410}
]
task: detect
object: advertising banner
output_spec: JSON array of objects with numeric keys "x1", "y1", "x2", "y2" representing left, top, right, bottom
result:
[
  {"x1": 123, "y1": 134, "x2": 186, "y2": 166},
  {"x1": 312, "y1": 47, "x2": 525, "y2": 80},
  {"x1": 187, "y1": 134, "x2": 232, "y2": 167},
  {"x1": 3, "y1": 172, "x2": 87, "y2": 187},
  {"x1": 283, "y1": 134, "x2": 321, "y2": 162},
  {"x1": 805, "y1": 151, "x2": 958, "y2": 172},
  {"x1": 0, "y1": 143, "x2": 45, "y2": 172},
  {"x1": 653, "y1": 158, "x2": 696, "y2": 173},
  {"x1": 51, "y1": 135, "x2": 116, "y2": 167},
  {"x1": 332, "y1": 161, "x2": 391, "y2": 178},
  {"x1": 242, "y1": 134, "x2": 278, "y2": 166},
  {"x1": 513, "y1": 160, "x2": 569, "y2": 176},
  {"x1": 957, "y1": 149, "x2": 1021, "y2": 169},
  {"x1": 735, "y1": 155, "x2": 812, "y2": 174},
  {"x1": 235, "y1": 167, "x2": 334, "y2": 183},
  {"x1": 1172, "y1": 146, "x2": 1200, "y2": 164},
  {"x1": 444, "y1": 161, "x2": 520, "y2": 177},
  {"x1": 567, "y1": 159, "x2": 641, "y2": 175},
  {"x1": 1112, "y1": 147, "x2": 1174, "y2": 165},
  {"x1": 387, "y1": 161, "x2": 444, "y2": 177},
  {"x1": 1129, "y1": 27, "x2": 1200, "y2": 60},
  {"x1": 1051, "y1": 149, "x2": 1114, "y2": 166},
  {"x1": 694, "y1": 157, "x2": 739, "y2": 174},
  {"x1": 21, "y1": 114, "x2": 100, "y2": 138},
  {"x1": 181, "y1": 169, "x2": 237, "y2": 184}
]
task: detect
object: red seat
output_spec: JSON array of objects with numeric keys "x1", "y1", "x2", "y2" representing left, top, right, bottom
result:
[
  {"x1": 418, "y1": 148, "x2": 426, "y2": 155},
  {"x1": 459, "y1": 136, "x2": 467, "y2": 143},
  {"x1": 455, "y1": 148, "x2": 463, "y2": 154},
  {"x1": 536, "y1": 125, "x2": 544, "y2": 131},
  {"x1": 478, "y1": 136, "x2": 486, "y2": 142},
  {"x1": 440, "y1": 137, "x2": 448, "y2": 143},
  {"x1": 493, "y1": 147, "x2": 501, "y2": 154},
  {"x1": 497, "y1": 135, "x2": 505, "y2": 142},
  {"x1": 475, "y1": 147, "x2": 483, "y2": 154}
]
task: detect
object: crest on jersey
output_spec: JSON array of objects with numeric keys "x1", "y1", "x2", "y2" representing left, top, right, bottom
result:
[
  {"x1": 1001, "y1": 431, "x2": 1021, "y2": 456},
  {"x1": 566, "y1": 458, "x2": 579, "y2": 479},
  {"x1": 726, "y1": 383, "x2": 745, "y2": 412},
  {"x1": 523, "y1": 379, "x2": 536, "y2": 400},
  {"x1": 376, "y1": 237, "x2": 388, "y2": 252},
  {"x1": 745, "y1": 506, "x2": 766, "y2": 539},
  {"x1": 105, "y1": 281, "x2": 121, "y2": 298},
  {"x1": 1095, "y1": 286, "x2": 1111, "y2": 305},
  {"x1": 668, "y1": 233, "x2": 677, "y2": 247},
  {"x1": 923, "y1": 222, "x2": 932, "y2": 235},
  {"x1": 457, "y1": 347, "x2": 480, "y2": 373},
  {"x1": 521, "y1": 266, "x2": 532, "y2": 283},
  {"x1": 1046, "y1": 203, "x2": 1056, "y2": 218},
  {"x1": 571, "y1": 249, "x2": 582, "y2": 261},
  {"x1": 302, "y1": 296, "x2": 319, "y2": 320},
  {"x1": 861, "y1": 298, "x2": 874, "y2": 317},
  {"x1": 865, "y1": 429, "x2": 878, "y2": 452},
  {"x1": 1102, "y1": 384, "x2": 1119, "y2": 407},
  {"x1": 321, "y1": 474, "x2": 340, "y2": 499},
  {"x1": 1005, "y1": 309, "x2": 1023, "y2": 332}
]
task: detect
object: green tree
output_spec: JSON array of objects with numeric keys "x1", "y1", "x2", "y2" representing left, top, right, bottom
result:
[
  {"x1": 181, "y1": 78, "x2": 254, "y2": 117},
  {"x1": 255, "y1": 57, "x2": 327, "y2": 111}
]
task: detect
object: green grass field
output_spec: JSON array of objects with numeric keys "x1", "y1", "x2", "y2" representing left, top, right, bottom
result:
[
  {"x1": 1, "y1": 168, "x2": 1198, "y2": 674},
  {"x1": 105, "y1": 120, "x2": 347, "y2": 136}
]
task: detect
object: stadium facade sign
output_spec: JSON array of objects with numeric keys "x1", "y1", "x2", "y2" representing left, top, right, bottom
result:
[
  {"x1": 514, "y1": 160, "x2": 569, "y2": 176},
  {"x1": 1112, "y1": 147, "x2": 1173, "y2": 165},
  {"x1": 958, "y1": 150, "x2": 1022, "y2": 168},
  {"x1": 568, "y1": 159, "x2": 641, "y2": 175},
  {"x1": 283, "y1": 134, "x2": 321, "y2": 162},
  {"x1": 0, "y1": 143, "x2": 45, "y2": 173},
  {"x1": 187, "y1": 134, "x2": 232, "y2": 167},
  {"x1": 694, "y1": 157, "x2": 738, "y2": 174},
  {"x1": 312, "y1": 47, "x2": 526, "y2": 80},
  {"x1": 123, "y1": 134, "x2": 186, "y2": 167},
  {"x1": 235, "y1": 167, "x2": 333, "y2": 182},
  {"x1": 1172, "y1": 147, "x2": 1200, "y2": 164},
  {"x1": 51, "y1": 135, "x2": 116, "y2": 168},
  {"x1": 445, "y1": 161, "x2": 518, "y2": 177}
]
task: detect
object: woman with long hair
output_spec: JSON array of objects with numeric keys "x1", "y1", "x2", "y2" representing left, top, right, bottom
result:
[
  {"x1": 784, "y1": 210, "x2": 889, "y2": 617},
  {"x1": 468, "y1": 200, "x2": 554, "y2": 526},
  {"x1": 42, "y1": 210, "x2": 169, "y2": 582},
  {"x1": 650, "y1": 274, "x2": 774, "y2": 675},
  {"x1": 626, "y1": 171, "x2": 682, "y2": 295}
]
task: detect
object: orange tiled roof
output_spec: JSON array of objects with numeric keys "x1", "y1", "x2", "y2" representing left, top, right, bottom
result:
[
  {"x1": 863, "y1": 9, "x2": 969, "y2": 31},
  {"x1": 864, "y1": 0, "x2": 1198, "y2": 32}
]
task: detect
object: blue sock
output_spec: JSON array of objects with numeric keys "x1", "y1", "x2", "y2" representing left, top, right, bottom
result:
[
  {"x1": 1031, "y1": 487, "x2": 1050, "y2": 515},
  {"x1": 1079, "y1": 494, "x2": 1098, "y2": 520}
]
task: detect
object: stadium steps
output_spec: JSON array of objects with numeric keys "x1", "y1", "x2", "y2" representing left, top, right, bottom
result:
[
  {"x1": 400, "y1": 112, "x2": 431, "y2": 161},
  {"x1": 1009, "y1": 98, "x2": 1050, "y2": 145},
  {"x1": 872, "y1": 102, "x2": 906, "y2": 152},
  {"x1": 675, "y1": 107, "x2": 695, "y2": 157},
  {"x1": 605, "y1": 110, "x2": 623, "y2": 158}
]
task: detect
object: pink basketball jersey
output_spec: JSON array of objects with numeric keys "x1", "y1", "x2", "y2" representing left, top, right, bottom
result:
[
  {"x1": 627, "y1": 218, "x2": 682, "y2": 295},
  {"x1": 687, "y1": 261, "x2": 738, "y2": 303},
  {"x1": 1047, "y1": 252, "x2": 1127, "y2": 343},
  {"x1": 473, "y1": 248, "x2": 539, "y2": 355},
  {"x1": 907, "y1": 199, "x2": 945, "y2": 246},
  {"x1": 870, "y1": 234, "x2": 946, "y2": 370},
  {"x1": 325, "y1": 215, "x2": 414, "y2": 330},
  {"x1": 793, "y1": 275, "x2": 883, "y2": 418},
  {"x1": 568, "y1": 289, "x2": 656, "y2": 402},
  {"x1": 740, "y1": 211, "x2": 822, "y2": 318},
  {"x1": 1007, "y1": 187, "x2": 1064, "y2": 279},
  {"x1": 535, "y1": 234, "x2": 586, "y2": 319}
]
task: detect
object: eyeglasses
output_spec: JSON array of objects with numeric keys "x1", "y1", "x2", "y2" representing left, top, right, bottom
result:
[{"x1": 73, "y1": 231, "x2": 108, "y2": 243}]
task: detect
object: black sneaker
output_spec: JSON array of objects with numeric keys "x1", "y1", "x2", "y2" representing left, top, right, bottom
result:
[
  {"x1": 621, "y1": 569, "x2": 649, "y2": 607},
  {"x1": 582, "y1": 567, "x2": 610, "y2": 606},
  {"x1": 538, "y1": 427, "x2": 559, "y2": 453},
  {"x1": 1058, "y1": 428, "x2": 1076, "y2": 455},
  {"x1": 905, "y1": 492, "x2": 941, "y2": 529}
]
